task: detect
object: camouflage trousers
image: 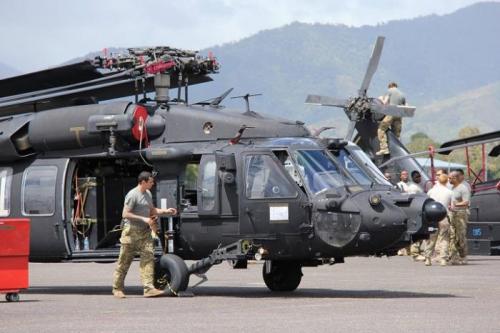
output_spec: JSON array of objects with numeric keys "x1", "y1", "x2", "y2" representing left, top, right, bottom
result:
[
  {"x1": 410, "y1": 239, "x2": 425, "y2": 258},
  {"x1": 449, "y1": 210, "x2": 468, "y2": 260},
  {"x1": 377, "y1": 116, "x2": 402, "y2": 150},
  {"x1": 112, "y1": 224, "x2": 155, "y2": 293},
  {"x1": 424, "y1": 217, "x2": 450, "y2": 260}
]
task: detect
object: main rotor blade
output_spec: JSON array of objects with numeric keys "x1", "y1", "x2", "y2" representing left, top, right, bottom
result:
[
  {"x1": 345, "y1": 120, "x2": 356, "y2": 141},
  {"x1": 370, "y1": 103, "x2": 416, "y2": 117},
  {"x1": 359, "y1": 36, "x2": 385, "y2": 97},
  {"x1": 305, "y1": 94, "x2": 347, "y2": 108}
]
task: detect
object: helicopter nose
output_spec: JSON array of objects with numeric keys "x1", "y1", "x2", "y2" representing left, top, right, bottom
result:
[{"x1": 423, "y1": 200, "x2": 447, "y2": 222}]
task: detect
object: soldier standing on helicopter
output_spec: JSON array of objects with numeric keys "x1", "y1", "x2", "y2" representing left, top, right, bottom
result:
[{"x1": 376, "y1": 82, "x2": 407, "y2": 156}]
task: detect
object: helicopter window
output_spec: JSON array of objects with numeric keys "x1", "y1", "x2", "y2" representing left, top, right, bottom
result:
[
  {"x1": 294, "y1": 150, "x2": 354, "y2": 193},
  {"x1": 22, "y1": 166, "x2": 58, "y2": 216},
  {"x1": 200, "y1": 159, "x2": 217, "y2": 211},
  {"x1": 335, "y1": 149, "x2": 376, "y2": 185},
  {"x1": 272, "y1": 150, "x2": 304, "y2": 188},
  {"x1": 0, "y1": 168, "x2": 12, "y2": 217},
  {"x1": 245, "y1": 155, "x2": 297, "y2": 199},
  {"x1": 347, "y1": 147, "x2": 394, "y2": 185},
  {"x1": 183, "y1": 163, "x2": 199, "y2": 209}
]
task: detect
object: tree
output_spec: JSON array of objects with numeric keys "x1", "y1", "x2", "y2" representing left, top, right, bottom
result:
[{"x1": 406, "y1": 132, "x2": 440, "y2": 154}]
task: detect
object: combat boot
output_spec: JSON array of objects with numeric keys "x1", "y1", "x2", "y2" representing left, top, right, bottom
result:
[
  {"x1": 112, "y1": 289, "x2": 126, "y2": 299},
  {"x1": 424, "y1": 258, "x2": 431, "y2": 266},
  {"x1": 439, "y1": 259, "x2": 448, "y2": 266},
  {"x1": 414, "y1": 255, "x2": 425, "y2": 262},
  {"x1": 144, "y1": 288, "x2": 164, "y2": 298}
]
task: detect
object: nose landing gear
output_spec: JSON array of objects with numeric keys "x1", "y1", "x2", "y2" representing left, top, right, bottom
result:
[{"x1": 262, "y1": 261, "x2": 303, "y2": 292}]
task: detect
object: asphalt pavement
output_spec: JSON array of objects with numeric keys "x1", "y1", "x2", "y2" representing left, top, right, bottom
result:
[{"x1": 1, "y1": 256, "x2": 500, "y2": 333}]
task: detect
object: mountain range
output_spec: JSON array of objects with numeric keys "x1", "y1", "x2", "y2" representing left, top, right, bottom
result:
[{"x1": 1, "y1": 2, "x2": 499, "y2": 143}]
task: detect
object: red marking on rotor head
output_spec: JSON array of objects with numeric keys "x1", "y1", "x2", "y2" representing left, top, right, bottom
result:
[
  {"x1": 131, "y1": 105, "x2": 149, "y2": 146},
  {"x1": 145, "y1": 60, "x2": 175, "y2": 74}
]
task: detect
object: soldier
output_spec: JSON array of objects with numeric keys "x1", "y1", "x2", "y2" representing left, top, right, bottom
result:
[
  {"x1": 424, "y1": 169, "x2": 453, "y2": 266},
  {"x1": 448, "y1": 170, "x2": 471, "y2": 265},
  {"x1": 407, "y1": 170, "x2": 426, "y2": 261},
  {"x1": 407, "y1": 170, "x2": 424, "y2": 194},
  {"x1": 112, "y1": 171, "x2": 177, "y2": 298},
  {"x1": 397, "y1": 170, "x2": 410, "y2": 192},
  {"x1": 376, "y1": 82, "x2": 407, "y2": 156}
]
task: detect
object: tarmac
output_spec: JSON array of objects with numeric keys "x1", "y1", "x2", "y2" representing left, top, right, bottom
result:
[{"x1": 1, "y1": 256, "x2": 500, "y2": 333}]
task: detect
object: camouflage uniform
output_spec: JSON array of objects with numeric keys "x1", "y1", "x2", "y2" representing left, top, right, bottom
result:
[
  {"x1": 424, "y1": 217, "x2": 450, "y2": 261},
  {"x1": 377, "y1": 86, "x2": 406, "y2": 153},
  {"x1": 449, "y1": 182, "x2": 470, "y2": 262},
  {"x1": 410, "y1": 239, "x2": 425, "y2": 259},
  {"x1": 449, "y1": 210, "x2": 468, "y2": 261},
  {"x1": 377, "y1": 116, "x2": 402, "y2": 151},
  {"x1": 112, "y1": 224, "x2": 155, "y2": 293},
  {"x1": 112, "y1": 187, "x2": 156, "y2": 293}
]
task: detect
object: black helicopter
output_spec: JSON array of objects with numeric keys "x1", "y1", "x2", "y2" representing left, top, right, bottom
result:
[{"x1": 0, "y1": 45, "x2": 446, "y2": 295}]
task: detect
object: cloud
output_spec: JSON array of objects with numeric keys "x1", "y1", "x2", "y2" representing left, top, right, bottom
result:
[{"x1": 0, "y1": 0, "x2": 490, "y2": 72}]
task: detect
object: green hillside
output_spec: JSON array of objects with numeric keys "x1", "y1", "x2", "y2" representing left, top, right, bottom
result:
[
  {"x1": 405, "y1": 81, "x2": 500, "y2": 141},
  {"x1": 189, "y1": 2, "x2": 500, "y2": 137}
]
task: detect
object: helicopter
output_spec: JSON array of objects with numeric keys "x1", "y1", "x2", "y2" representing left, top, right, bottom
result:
[{"x1": 0, "y1": 45, "x2": 447, "y2": 295}]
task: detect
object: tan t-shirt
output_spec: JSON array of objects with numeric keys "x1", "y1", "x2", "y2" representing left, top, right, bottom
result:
[{"x1": 122, "y1": 187, "x2": 153, "y2": 230}]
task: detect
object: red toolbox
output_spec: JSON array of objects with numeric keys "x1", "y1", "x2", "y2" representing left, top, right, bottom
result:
[{"x1": 0, "y1": 218, "x2": 30, "y2": 302}]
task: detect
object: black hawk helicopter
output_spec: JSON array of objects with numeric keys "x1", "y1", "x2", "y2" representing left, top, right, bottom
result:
[{"x1": 0, "y1": 45, "x2": 446, "y2": 295}]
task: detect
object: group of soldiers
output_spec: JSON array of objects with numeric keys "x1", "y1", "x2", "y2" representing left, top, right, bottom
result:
[
  {"x1": 377, "y1": 81, "x2": 470, "y2": 266},
  {"x1": 394, "y1": 168, "x2": 470, "y2": 266}
]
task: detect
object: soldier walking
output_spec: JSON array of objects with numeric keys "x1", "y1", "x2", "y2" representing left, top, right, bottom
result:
[{"x1": 112, "y1": 171, "x2": 177, "y2": 298}]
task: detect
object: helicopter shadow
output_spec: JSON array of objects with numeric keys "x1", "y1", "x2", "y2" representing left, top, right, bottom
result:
[
  {"x1": 190, "y1": 286, "x2": 458, "y2": 299},
  {"x1": 24, "y1": 285, "x2": 458, "y2": 299}
]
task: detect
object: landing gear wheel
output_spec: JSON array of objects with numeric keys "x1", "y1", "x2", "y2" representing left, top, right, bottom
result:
[
  {"x1": 5, "y1": 293, "x2": 19, "y2": 302},
  {"x1": 154, "y1": 254, "x2": 190, "y2": 296},
  {"x1": 228, "y1": 259, "x2": 248, "y2": 269},
  {"x1": 262, "y1": 261, "x2": 302, "y2": 292}
]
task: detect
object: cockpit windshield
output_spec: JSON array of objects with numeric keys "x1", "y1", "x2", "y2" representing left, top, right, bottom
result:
[
  {"x1": 293, "y1": 150, "x2": 355, "y2": 194},
  {"x1": 344, "y1": 146, "x2": 391, "y2": 185}
]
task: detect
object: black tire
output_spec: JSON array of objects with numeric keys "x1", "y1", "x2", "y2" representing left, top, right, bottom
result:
[
  {"x1": 154, "y1": 254, "x2": 190, "y2": 296},
  {"x1": 228, "y1": 259, "x2": 248, "y2": 269},
  {"x1": 262, "y1": 261, "x2": 302, "y2": 292},
  {"x1": 6, "y1": 293, "x2": 19, "y2": 302}
]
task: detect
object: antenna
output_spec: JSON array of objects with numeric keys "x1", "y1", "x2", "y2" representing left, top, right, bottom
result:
[{"x1": 231, "y1": 93, "x2": 262, "y2": 112}]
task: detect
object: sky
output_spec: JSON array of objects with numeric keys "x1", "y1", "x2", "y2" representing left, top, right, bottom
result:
[{"x1": 0, "y1": 0, "x2": 492, "y2": 73}]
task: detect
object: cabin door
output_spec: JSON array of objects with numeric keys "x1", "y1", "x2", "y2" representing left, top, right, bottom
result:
[{"x1": 22, "y1": 158, "x2": 69, "y2": 260}]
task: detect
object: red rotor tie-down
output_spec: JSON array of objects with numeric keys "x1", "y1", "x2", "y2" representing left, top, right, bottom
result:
[
  {"x1": 131, "y1": 105, "x2": 149, "y2": 147},
  {"x1": 144, "y1": 60, "x2": 176, "y2": 75}
]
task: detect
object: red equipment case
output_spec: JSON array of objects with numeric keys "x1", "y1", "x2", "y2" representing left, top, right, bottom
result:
[{"x1": 0, "y1": 218, "x2": 30, "y2": 302}]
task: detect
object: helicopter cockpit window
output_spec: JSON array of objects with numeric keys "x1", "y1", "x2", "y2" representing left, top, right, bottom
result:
[
  {"x1": 273, "y1": 150, "x2": 304, "y2": 189},
  {"x1": 294, "y1": 150, "x2": 354, "y2": 194},
  {"x1": 347, "y1": 147, "x2": 392, "y2": 185},
  {"x1": 0, "y1": 168, "x2": 12, "y2": 217},
  {"x1": 22, "y1": 166, "x2": 58, "y2": 216},
  {"x1": 245, "y1": 155, "x2": 297, "y2": 199},
  {"x1": 200, "y1": 159, "x2": 216, "y2": 211},
  {"x1": 335, "y1": 149, "x2": 378, "y2": 185}
]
